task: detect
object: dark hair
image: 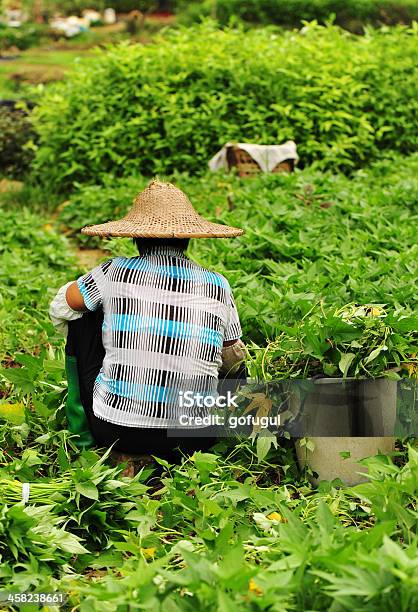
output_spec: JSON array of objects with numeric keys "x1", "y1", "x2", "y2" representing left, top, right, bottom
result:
[{"x1": 133, "y1": 237, "x2": 190, "y2": 253}]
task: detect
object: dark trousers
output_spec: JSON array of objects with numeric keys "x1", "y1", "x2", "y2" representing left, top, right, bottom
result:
[{"x1": 65, "y1": 310, "x2": 217, "y2": 460}]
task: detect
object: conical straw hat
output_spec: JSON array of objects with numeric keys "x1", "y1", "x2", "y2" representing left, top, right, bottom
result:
[{"x1": 81, "y1": 179, "x2": 244, "y2": 238}]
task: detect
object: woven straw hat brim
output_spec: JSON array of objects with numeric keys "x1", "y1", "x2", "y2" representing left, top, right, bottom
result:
[
  {"x1": 80, "y1": 179, "x2": 244, "y2": 238},
  {"x1": 81, "y1": 218, "x2": 243, "y2": 238}
]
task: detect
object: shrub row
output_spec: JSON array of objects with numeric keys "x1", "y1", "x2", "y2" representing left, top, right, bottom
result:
[
  {"x1": 41, "y1": 1, "x2": 159, "y2": 16},
  {"x1": 0, "y1": 23, "x2": 47, "y2": 51},
  {"x1": 31, "y1": 23, "x2": 418, "y2": 190},
  {"x1": 177, "y1": 0, "x2": 418, "y2": 30}
]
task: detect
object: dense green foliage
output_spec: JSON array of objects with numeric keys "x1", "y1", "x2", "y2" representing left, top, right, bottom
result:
[
  {"x1": 247, "y1": 303, "x2": 417, "y2": 380},
  {"x1": 0, "y1": 199, "x2": 78, "y2": 362},
  {"x1": 0, "y1": 399, "x2": 417, "y2": 608},
  {"x1": 60, "y1": 175, "x2": 149, "y2": 246},
  {"x1": 0, "y1": 22, "x2": 47, "y2": 51},
  {"x1": 20, "y1": 0, "x2": 157, "y2": 17},
  {"x1": 0, "y1": 331, "x2": 417, "y2": 610},
  {"x1": 1, "y1": 13, "x2": 417, "y2": 605},
  {"x1": 1, "y1": 155, "x2": 417, "y2": 609},
  {"x1": 177, "y1": 0, "x2": 418, "y2": 30},
  {"x1": 60, "y1": 154, "x2": 418, "y2": 344},
  {"x1": 32, "y1": 23, "x2": 418, "y2": 189},
  {"x1": 0, "y1": 106, "x2": 35, "y2": 178}
]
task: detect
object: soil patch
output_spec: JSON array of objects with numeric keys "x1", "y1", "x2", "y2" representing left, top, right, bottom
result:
[{"x1": 75, "y1": 248, "x2": 107, "y2": 270}]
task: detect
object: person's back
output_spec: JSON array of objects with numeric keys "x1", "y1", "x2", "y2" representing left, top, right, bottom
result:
[{"x1": 77, "y1": 244, "x2": 242, "y2": 427}]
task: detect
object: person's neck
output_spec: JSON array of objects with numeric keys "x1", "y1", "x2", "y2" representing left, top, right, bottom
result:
[{"x1": 138, "y1": 245, "x2": 188, "y2": 258}]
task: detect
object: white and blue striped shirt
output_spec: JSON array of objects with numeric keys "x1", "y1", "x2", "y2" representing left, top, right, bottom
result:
[{"x1": 77, "y1": 246, "x2": 242, "y2": 427}]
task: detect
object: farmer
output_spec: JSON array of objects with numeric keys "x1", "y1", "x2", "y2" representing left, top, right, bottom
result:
[{"x1": 50, "y1": 180, "x2": 245, "y2": 470}]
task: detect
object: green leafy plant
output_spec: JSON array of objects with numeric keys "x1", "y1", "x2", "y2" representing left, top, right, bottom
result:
[
  {"x1": 58, "y1": 175, "x2": 148, "y2": 246},
  {"x1": 1, "y1": 111, "x2": 417, "y2": 605},
  {"x1": 0, "y1": 447, "x2": 150, "y2": 547},
  {"x1": 0, "y1": 502, "x2": 88, "y2": 564},
  {"x1": 247, "y1": 303, "x2": 418, "y2": 380},
  {"x1": 0, "y1": 201, "x2": 79, "y2": 363},
  {"x1": 1, "y1": 437, "x2": 416, "y2": 610},
  {"x1": 0, "y1": 341, "x2": 417, "y2": 607}
]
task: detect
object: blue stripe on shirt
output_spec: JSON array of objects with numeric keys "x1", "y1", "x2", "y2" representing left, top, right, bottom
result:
[
  {"x1": 97, "y1": 374, "x2": 215, "y2": 405},
  {"x1": 97, "y1": 374, "x2": 178, "y2": 403},
  {"x1": 110, "y1": 314, "x2": 223, "y2": 347},
  {"x1": 77, "y1": 279, "x2": 95, "y2": 311}
]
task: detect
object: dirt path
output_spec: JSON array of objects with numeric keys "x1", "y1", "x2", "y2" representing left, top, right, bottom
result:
[
  {"x1": 45, "y1": 196, "x2": 107, "y2": 271},
  {"x1": 75, "y1": 248, "x2": 107, "y2": 270}
]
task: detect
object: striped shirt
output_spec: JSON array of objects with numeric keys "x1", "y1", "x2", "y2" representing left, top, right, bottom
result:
[{"x1": 77, "y1": 246, "x2": 242, "y2": 428}]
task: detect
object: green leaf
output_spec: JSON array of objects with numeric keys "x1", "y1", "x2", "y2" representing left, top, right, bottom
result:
[
  {"x1": 0, "y1": 368, "x2": 36, "y2": 395},
  {"x1": 75, "y1": 481, "x2": 99, "y2": 500},
  {"x1": 256, "y1": 431, "x2": 277, "y2": 462},
  {"x1": 218, "y1": 591, "x2": 237, "y2": 612},
  {"x1": 338, "y1": 352, "x2": 356, "y2": 377},
  {"x1": 364, "y1": 346, "x2": 385, "y2": 365},
  {"x1": 58, "y1": 446, "x2": 70, "y2": 471},
  {"x1": 306, "y1": 439, "x2": 315, "y2": 452},
  {"x1": 53, "y1": 529, "x2": 89, "y2": 555}
]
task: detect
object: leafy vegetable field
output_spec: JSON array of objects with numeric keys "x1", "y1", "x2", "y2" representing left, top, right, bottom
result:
[
  {"x1": 0, "y1": 15, "x2": 417, "y2": 612},
  {"x1": 0, "y1": 423, "x2": 417, "y2": 610},
  {"x1": 60, "y1": 154, "x2": 418, "y2": 343},
  {"x1": 1, "y1": 150, "x2": 417, "y2": 609}
]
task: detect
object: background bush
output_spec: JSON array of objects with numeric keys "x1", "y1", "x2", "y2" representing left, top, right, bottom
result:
[
  {"x1": 42, "y1": 0, "x2": 159, "y2": 15},
  {"x1": 0, "y1": 23, "x2": 47, "y2": 51},
  {"x1": 176, "y1": 0, "x2": 418, "y2": 30},
  {"x1": 0, "y1": 106, "x2": 35, "y2": 178},
  {"x1": 31, "y1": 23, "x2": 418, "y2": 190}
]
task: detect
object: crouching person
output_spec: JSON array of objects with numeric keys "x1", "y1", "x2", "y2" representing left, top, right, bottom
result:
[{"x1": 49, "y1": 180, "x2": 245, "y2": 475}]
